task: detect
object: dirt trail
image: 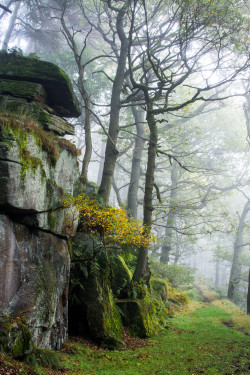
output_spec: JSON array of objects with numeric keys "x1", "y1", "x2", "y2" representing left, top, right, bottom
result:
[{"x1": 192, "y1": 283, "x2": 217, "y2": 303}]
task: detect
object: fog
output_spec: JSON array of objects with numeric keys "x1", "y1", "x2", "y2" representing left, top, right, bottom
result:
[{"x1": 0, "y1": 0, "x2": 249, "y2": 310}]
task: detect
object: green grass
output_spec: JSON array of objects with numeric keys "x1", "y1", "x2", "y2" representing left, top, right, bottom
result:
[
  {"x1": 3, "y1": 301, "x2": 250, "y2": 375},
  {"x1": 57, "y1": 303, "x2": 250, "y2": 375}
]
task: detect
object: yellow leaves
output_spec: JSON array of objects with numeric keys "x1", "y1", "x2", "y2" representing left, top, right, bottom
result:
[
  {"x1": 62, "y1": 194, "x2": 154, "y2": 248},
  {"x1": 238, "y1": 39, "x2": 246, "y2": 45}
]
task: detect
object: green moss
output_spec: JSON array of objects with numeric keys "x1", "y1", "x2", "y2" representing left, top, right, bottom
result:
[
  {"x1": 0, "y1": 54, "x2": 81, "y2": 117},
  {"x1": 48, "y1": 212, "x2": 56, "y2": 231},
  {"x1": 0, "y1": 79, "x2": 46, "y2": 102},
  {"x1": 117, "y1": 299, "x2": 162, "y2": 338},
  {"x1": 0, "y1": 112, "x2": 78, "y2": 176},
  {"x1": 0, "y1": 315, "x2": 33, "y2": 358},
  {"x1": 101, "y1": 288, "x2": 125, "y2": 349},
  {"x1": 110, "y1": 255, "x2": 132, "y2": 297},
  {"x1": 36, "y1": 263, "x2": 56, "y2": 324},
  {"x1": 12, "y1": 324, "x2": 32, "y2": 358}
]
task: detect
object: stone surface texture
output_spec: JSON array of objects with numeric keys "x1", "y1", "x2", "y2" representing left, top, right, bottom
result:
[{"x1": 0, "y1": 55, "x2": 80, "y2": 350}]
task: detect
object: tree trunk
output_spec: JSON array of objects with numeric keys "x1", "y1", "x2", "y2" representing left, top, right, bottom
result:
[
  {"x1": 127, "y1": 106, "x2": 145, "y2": 218},
  {"x1": 80, "y1": 90, "x2": 92, "y2": 191},
  {"x1": 133, "y1": 109, "x2": 157, "y2": 283},
  {"x1": 247, "y1": 268, "x2": 250, "y2": 315},
  {"x1": 97, "y1": 142, "x2": 106, "y2": 186},
  {"x1": 98, "y1": 3, "x2": 129, "y2": 202},
  {"x1": 227, "y1": 199, "x2": 250, "y2": 303},
  {"x1": 160, "y1": 160, "x2": 179, "y2": 264},
  {"x1": 2, "y1": 1, "x2": 21, "y2": 50},
  {"x1": 215, "y1": 259, "x2": 220, "y2": 288},
  {"x1": 243, "y1": 89, "x2": 250, "y2": 142}
]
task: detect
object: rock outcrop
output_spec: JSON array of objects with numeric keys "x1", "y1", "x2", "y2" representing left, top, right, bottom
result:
[{"x1": 0, "y1": 54, "x2": 80, "y2": 350}]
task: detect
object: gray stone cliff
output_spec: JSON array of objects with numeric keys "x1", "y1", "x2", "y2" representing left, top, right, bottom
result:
[{"x1": 0, "y1": 54, "x2": 80, "y2": 350}]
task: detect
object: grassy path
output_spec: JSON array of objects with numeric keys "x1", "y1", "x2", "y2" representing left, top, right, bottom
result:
[{"x1": 59, "y1": 301, "x2": 250, "y2": 375}]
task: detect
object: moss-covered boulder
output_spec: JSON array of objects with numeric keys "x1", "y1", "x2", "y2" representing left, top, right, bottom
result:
[
  {"x1": 0, "y1": 55, "x2": 81, "y2": 117},
  {"x1": 86, "y1": 278, "x2": 124, "y2": 349},
  {"x1": 110, "y1": 255, "x2": 132, "y2": 296},
  {"x1": 0, "y1": 315, "x2": 33, "y2": 358},
  {"x1": 117, "y1": 299, "x2": 161, "y2": 338},
  {"x1": 70, "y1": 274, "x2": 124, "y2": 349}
]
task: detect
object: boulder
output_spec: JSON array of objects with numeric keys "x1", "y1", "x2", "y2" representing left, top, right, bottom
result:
[
  {"x1": 69, "y1": 235, "x2": 125, "y2": 349},
  {"x1": 110, "y1": 255, "x2": 132, "y2": 296},
  {"x1": 117, "y1": 299, "x2": 161, "y2": 338},
  {"x1": 84, "y1": 278, "x2": 124, "y2": 349},
  {"x1": 0, "y1": 55, "x2": 81, "y2": 117},
  {"x1": 69, "y1": 274, "x2": 124, "y2": 349}
]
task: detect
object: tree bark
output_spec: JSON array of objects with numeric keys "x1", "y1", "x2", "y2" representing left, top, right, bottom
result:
[
  {"x1": 79, "y1": 89, "x2": 92, "y2": 191},
  {"x1": 98, "y1": 2, "x2": 129, "y2": 202},
  {"x1": 227, "y1": 199, "x2": 250, "y2": 303},
  {"x1": 160, "y1": 160, "x2": 179, "y2": 264},
  {"x1": 247, "y1": 268, "x2": 250, "y2": 315},
  {"x1": 243, "y1": 89, "x2": 250, "y2": 143},
  {"x1": 2, "y1": 1, "x2": 20, "y2": 50},
  {"x1": 97, "y1": 142, "x2": 106, "y2": 186},
  {"x1": 133, "y1": 109, "x2": 157, "y2": 282},
  {"x1": 127, "y1": 106, "x2": 145, "y2": 218}
]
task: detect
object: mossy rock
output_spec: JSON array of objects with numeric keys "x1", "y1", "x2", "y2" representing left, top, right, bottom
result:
[
  {"x1": 0, "y1": 315, "x2": 33, "y2": 358},
  {"x1": 0, "y1": 78, "x2": 47, "y2": 103},
  {"x1": 0, "y1": 55, "x2": 81, "y2": 117},
  {"x1": 110, "y1": 255, "x2": 132, "y2": 297},
  {"x1": 117, "y1": 299, "x2": 161, "y2": 338},
  {"x1": 84, "y1": 277, "x2": 124, "y2": 349},
  {"x1": 150, "y1": 278, "x2": 168, "y2": 301},
  {"x1": 0, "y1": 95, "x2": 75, "y2": 135}
]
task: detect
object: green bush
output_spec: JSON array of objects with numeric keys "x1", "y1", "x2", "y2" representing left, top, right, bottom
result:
[{"x1": 150, "y1": 260, "x2": 195, "y2": 288}]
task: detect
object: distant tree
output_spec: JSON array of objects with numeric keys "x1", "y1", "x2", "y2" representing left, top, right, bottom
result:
[
  {"x1": 247, "y1": 268, "x2": 250, "y2": 314},
  {"x1": 228, "y1": 193, "x2": 250, "y2": 303}
]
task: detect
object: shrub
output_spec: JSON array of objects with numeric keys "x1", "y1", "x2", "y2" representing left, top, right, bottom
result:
[{"x1": 150, "y1": 260, "x2": 195, "y2": 288}]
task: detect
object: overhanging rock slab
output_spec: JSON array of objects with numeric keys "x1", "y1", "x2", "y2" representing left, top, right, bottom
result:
[{"x1": 0, "y1": 55, "x2": 81, "y2": 117}]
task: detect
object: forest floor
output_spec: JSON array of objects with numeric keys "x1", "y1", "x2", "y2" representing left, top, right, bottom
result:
[{"x1": 1, "y1": 289, "x2": 250, "y2": 375}]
